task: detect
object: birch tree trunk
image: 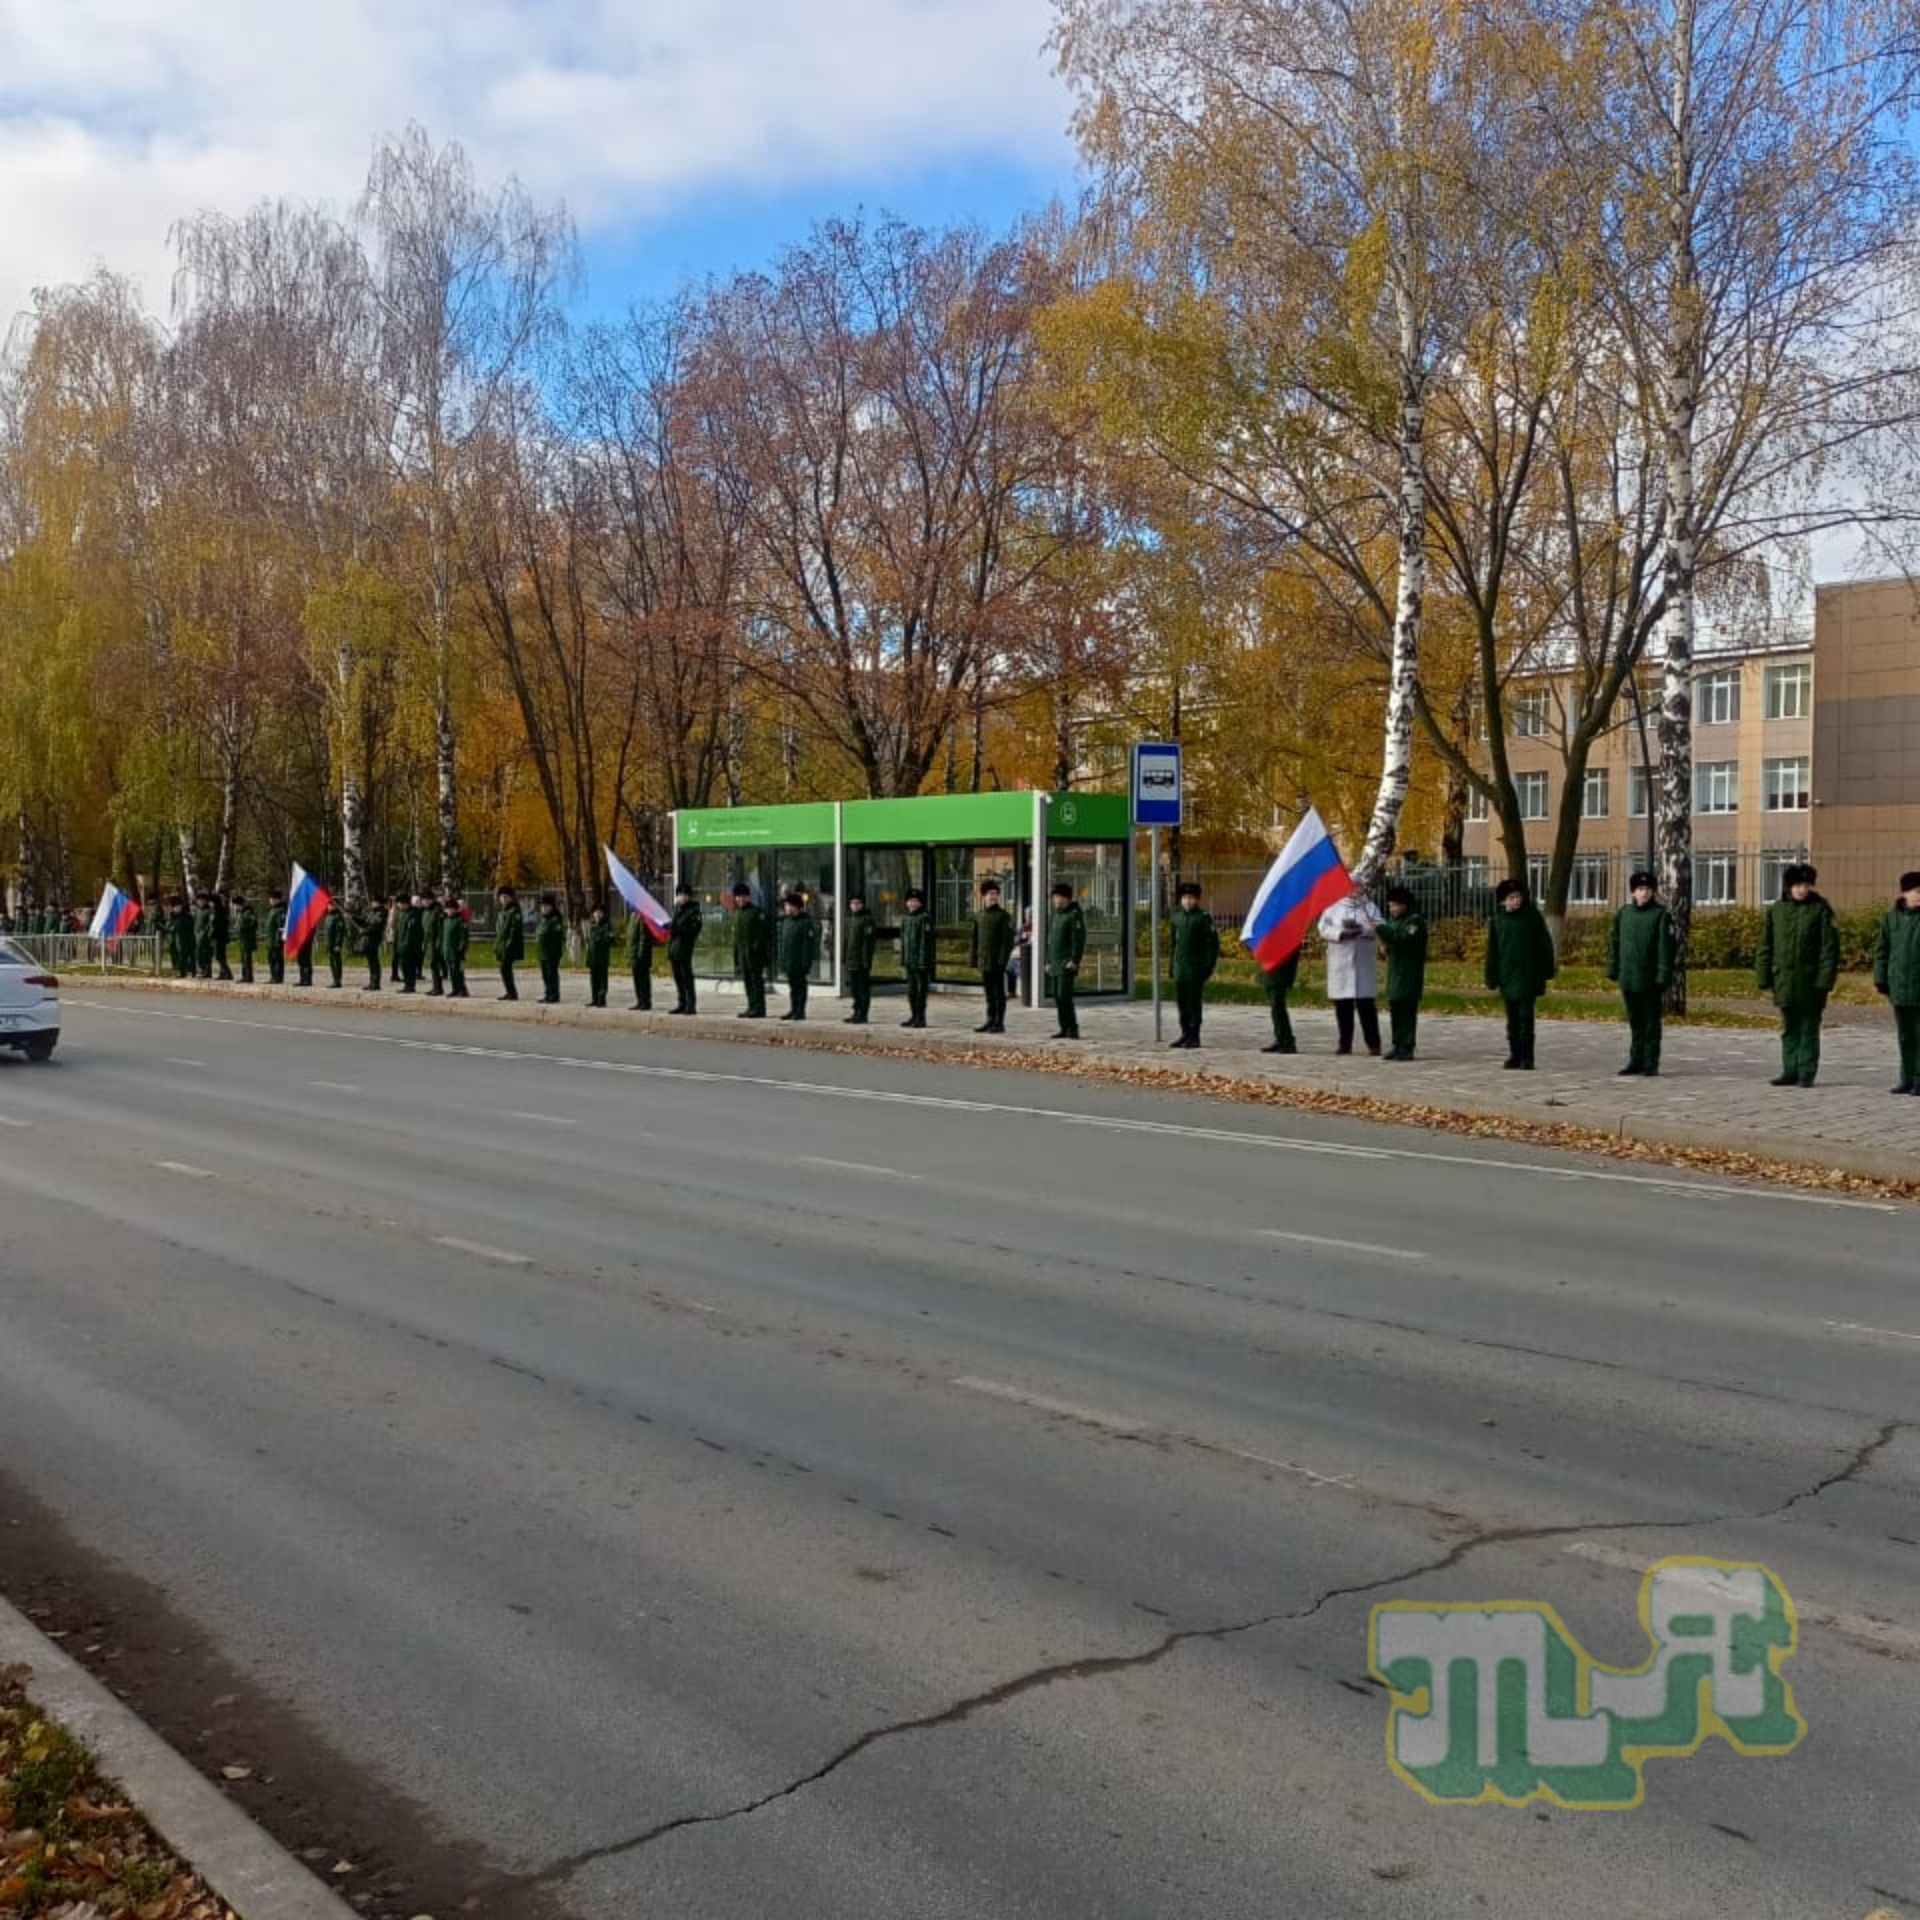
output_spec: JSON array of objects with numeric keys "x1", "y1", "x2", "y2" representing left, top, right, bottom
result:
[
  {"x1": 431, "y1": 506, "x2": 461, "y2": 892},
  {"x1": 213, "y1": 711, "x2": 239, "y2": 893},
  {"x1": 338, "y1": 650, "x2": 368, "y2": 909},
  {"x1": 177, "y1": 825, "x2": 201, "y2": 902}
]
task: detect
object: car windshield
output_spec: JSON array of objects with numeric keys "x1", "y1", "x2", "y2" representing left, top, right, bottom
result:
[{"x1": 0, "y1": 937, "x2": 29, "y2": 966}]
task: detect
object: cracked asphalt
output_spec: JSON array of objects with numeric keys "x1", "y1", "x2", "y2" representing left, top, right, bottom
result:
[{"x1": 2, "y1": 986, "x2": 1918, "y2": 1919}]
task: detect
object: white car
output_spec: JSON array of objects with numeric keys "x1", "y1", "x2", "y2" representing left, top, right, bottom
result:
[{"x1": 0, "y1": 936, "x2": 59, "y2": 1061}]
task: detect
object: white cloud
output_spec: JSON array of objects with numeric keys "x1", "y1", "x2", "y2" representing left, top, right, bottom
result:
[{"x1": 0, "y1": 0, "x2": 1075, "y2": 329}]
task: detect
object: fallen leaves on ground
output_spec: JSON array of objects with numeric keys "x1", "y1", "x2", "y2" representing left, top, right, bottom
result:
[{"x1": 0, "y1": 1666, "x2": 239, "y2": 1920}]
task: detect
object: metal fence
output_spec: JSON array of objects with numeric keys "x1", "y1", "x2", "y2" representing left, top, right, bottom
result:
[{"x1": 3, "y1": 935, "x2": 168, "y2": 973}]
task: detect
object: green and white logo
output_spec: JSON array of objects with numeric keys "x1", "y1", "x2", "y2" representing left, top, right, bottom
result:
[{"x1": 1369, "y1": 1557, "x2": 1804, "y2": 1809}]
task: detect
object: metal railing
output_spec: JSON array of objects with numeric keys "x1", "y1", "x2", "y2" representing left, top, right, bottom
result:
[{"x1": 4, "y1": 935, "x2": 167, "y2": 973}]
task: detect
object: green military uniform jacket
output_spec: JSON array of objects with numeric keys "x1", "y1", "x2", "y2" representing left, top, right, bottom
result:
[
  {"x1": 1170, "y1": 906, "x2": 1219, "y2": 985},
  {"x1": 667, "y1": 902, "x2": 703, "y2": 962},
  {"x1": 900, "y1": 907, "x2": 933, "y2": 972},
  {"x1": 845, "y1": 908, "x2": 878, "y2": 975},
  {"x1": 359, "y1": 907, "x2": 385, "y2": 958},
  {"x1": 267, "y1": 903, "x2": 287, "y2": 953},
  {"x1": 776, "y1": 911, "x2": 820, "y2": 976},
  {"x1": 1484, "y1": 901, "x2": 1557, "y2": 1000},
  {"x1": 397, "y1": 905, "x2": 426, "y2": 964},
  {"x1": 1874, "y1": 902, "x2": 1920, "y2": 1006},
  {"x1": 496, "y1": 903, "x2": 526, "y2": 963},
  {"x1": 536, "y1": 909, "x2": 567, "y2": 963},
  {"x1": 585, "y1": 919, "x2": 614, "y2": 966},
  {"x1": 237, "y1": 902, "x2": 259, "y2": 952},
  {"x1": 732, "y1": 902, "x2": 770, "y2": 972},
  {"x1": 1375, "y1": 910, "x2": 1429, "y2": 1002},
  {"x1": 1047, "y1": 900, "x2": 1087, "y2": 974},
  {"x1": 971, "y1": 903, "x2": 1014, "y2": 974},
  {"x1": 426, "y1": 903, "x2": 444, "y2": 958},
  {"x1": 626, "y1": 914, "x2": 654, "y2": 967},
  {"x1": 193, "y1": 901, "x2": 215, "y2": 952},
  {"x1": 1756, "y1": 893, "x2": 1839, "y2": 1007},
  {"x1": 323, "y1": 904, "x2": 346, "y2": 957},
  {"x1": 1606, "y1": 900, "x2": 1676, "y2": 995},
  {"x1": 444, "y1": 910, "x2": 470, "y2": 964}
]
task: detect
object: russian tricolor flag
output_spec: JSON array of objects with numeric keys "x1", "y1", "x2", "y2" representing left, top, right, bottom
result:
[
  {"x1": 88, "y1": 880, "x2": 139, "y2": 944},
  {"x1": 605, "y1": 847, "x2": 670, "y2": 942},
  {"x1": 1241, "y1": 807, "x2": 1352, "y2": 970},
  {"x1": 285, "y1": 863, "x2": 332, "y2": 956}
]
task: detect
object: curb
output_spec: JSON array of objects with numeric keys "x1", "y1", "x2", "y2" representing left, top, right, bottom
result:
[
  {"x1": 0, "y1": 1592, "x2": 356, "y2": 1920},
  {"x1": 69, "y1": 973, "x2": 1920, "y2": 1190}
]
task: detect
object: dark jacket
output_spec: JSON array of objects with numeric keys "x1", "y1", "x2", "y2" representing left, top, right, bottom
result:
[
  {"x1": 900, "y1": 906, "x2": 933, "y2": 973},
  {"x1": 732, "y1": 901, "x2": 770, "y2": 971},
  {"x1": 1376, "y1": 910, "x2": 1429, "y2": 1003},
  {"x1": 397, "y1": 905, "x2": 427, "y2": 963},
  {"x1": 1756, "y1": 892, "x2": 1839, "y2": 1007},
  {"x1": 585, "y1": 919, "x2": 614, "y2": 966},
  {"x1": 324, "y1": 904, "x2": 347, "y2": 957},
  {"x1": 1170, "y1": 906, "x2": 1220, "y2": 985},
  {"x1": 1873, "y1": 901, "x2": 1920, "y2": 1007},
  {"x1": 667, "y1": 903, "x2": 703, "y2": 963},
  {"x1": 1484, "y1": 901, "x2": 1557, "y2": 1000},
  {"x1": 1047, "y1": 900, "x2": 1087, "y2": 975},
  {"x1": 776, "y1": 910, "x2": 820, "y2": 977},
  {"x1": 972, "y1": 903, "x2": 1015, "y2": 975},
  {"x1": 627, "y1": 914, "x2": 655, "y2": 965},
  {"x1": 237, "y1": 902, "x2": 259, "y2": 951},
  {"x1": 845, "y1": 907, "x2": 878, "y2": 975},
  {"x1": 536, "y1": 908, "x2": 567, "y2": 963},
  {"x1": 496, "y1": 903, "x2": 526, "y2": 964},
  {"x1": 444, "y1": 911, "x2": 470, "y2": 963},
  {"x1": 1262, "y1": 948, "x2": 1301, "y2": 997},
  {"x1": 1606, "y1": 900, "x2": 1676, "y2": 995},
  {"x1": 359, "y1": 907, "x2": 385, "y2": 958}
]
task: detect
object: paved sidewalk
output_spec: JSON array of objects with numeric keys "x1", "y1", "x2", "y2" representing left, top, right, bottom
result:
[{"x1": 75, "y1": 973, "x2": 1920, "y2": 1183}]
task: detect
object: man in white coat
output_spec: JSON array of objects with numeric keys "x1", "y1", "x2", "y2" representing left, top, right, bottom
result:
[{"x1": 1318, "y1": 886, "x2": 1383, "y2": 1056}]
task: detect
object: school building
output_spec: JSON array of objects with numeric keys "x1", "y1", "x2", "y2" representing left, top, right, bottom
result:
[{"x1": 1461, "y1": 578, "x2": 1920, "y2": 911}]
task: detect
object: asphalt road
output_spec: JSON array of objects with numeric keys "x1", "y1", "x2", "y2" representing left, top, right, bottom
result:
[{"x1": 1, "y1": 985, "x2": 1917, "y2": 1920}]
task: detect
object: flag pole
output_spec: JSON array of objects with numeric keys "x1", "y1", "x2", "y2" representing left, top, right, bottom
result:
[{"x1": 1150, "y1": 826, "x2": 1162, "y2": 1044}]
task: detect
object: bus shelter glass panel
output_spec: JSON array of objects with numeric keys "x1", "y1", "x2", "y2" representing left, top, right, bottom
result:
[
  {"x1": 768, "y1": 844, "x2": 835, "y2": 980},
  {"x1": 680, "y1": 846, "x2": 832, "y2": 982},
  {"x1": 932, "y1": 844, "x2": 1024, "y2": 984},
  {"x1": 845, "y1": 847, "x2": 924, "y2": 985},
  {"x1": 1047, "y1": 841, "x2": 1129, "y2": 995}
]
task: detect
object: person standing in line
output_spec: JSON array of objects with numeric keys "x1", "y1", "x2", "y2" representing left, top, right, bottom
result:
[
  {"x1": 426, "y1": 893, "x2": 447, "y2": 997},
  {"x1": 495, "y1": 886, "x2": 525, "y2": 1001},
  {"x1": 1757, "y1": 862, "x2": 1840, "y2": 1088},
  {"x1": 1484, "y1": 878, "x2": 1557, "y2": 1070},
  {"x1": 1259, "y1": 945, "x2": 1300, "y2": 1055},
  {"x1": 1047, "y1": 881, "x2": 1086, "y2": 1041},
  {"x1": 211, "y1": 890, "x2": 233, "y2": 980},
  {"x1": 731, "y1": 881, "x2": 769, "y2": 1019},
  {"x1": 627, "y1": 897, "x2": 655, "y2": 1010},
  {"x1": 585, "y1": 901, "x2": 613, "y2": 1007},
  {"x1": 235, "y1": 893, "x2": 258, "y2": 985},
  {"x1": 396, "y1": 894, "x2": 427, "y2": 993},
  {"x1": 192, "y1": 893, "x2": 215, "y2": 979},
  {"x1": 1373, "y1": 884, "x2": 1429, "y2": 1062},
  {"x1": 359, "y1": 896, "x2": 386, "y2": 992},
  {"x1": 1874, "y1": 870, "x2": 1920, "y2": 1095},
  {"x1": 777, "y1": 891, "x2": 819, "y2": 1021},
  {"x1": 971, "y1": 879, "x2": 1014, "y2": 1034},
  {"x1": 536, "y1": 893, "x2": 567, "y2": 1004},
  {"x1": 843, "y1": 890, "x2": 878, "y2": 1025},
  {"x1": 265, "y1": 891, "x2": 287, "y2": 985},
  {"x1": 667, "y1": 884, "x2": 702, "y2": 1014},
  {"x1": 900, "y1": 885, "x2": 933, "y2": 1029},
  {"x1": 1605, "y1": 870, "x2": 1676, "y2": 1077},
  {"x1": 1170, "y1": 880, "x2": 1220, "y2": 1049},
  {"x1": 295, "y1": 897, "x2": 321, "y2": 987},
  {"x1": 323, "y1": 896, "x2": 347, "y2": 988},
  {"x1": 443, "y1": 890, "x2": 471, "y2": 999},
  {"x1": 1318, "y1": 885, "x2": 1382, "y2": 1057}
]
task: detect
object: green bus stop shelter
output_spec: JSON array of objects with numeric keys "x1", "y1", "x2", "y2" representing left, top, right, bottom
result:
[{"x1": 672, "y1": 790, "x2": 1133, "y2": 1007}]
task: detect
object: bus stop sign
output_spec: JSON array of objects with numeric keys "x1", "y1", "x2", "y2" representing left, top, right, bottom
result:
[{"x1": 1131, "y1": 742, "x2": 1182, "y2": 827}]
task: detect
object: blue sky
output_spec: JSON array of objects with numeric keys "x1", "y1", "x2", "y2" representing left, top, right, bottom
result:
[{"x1": 0, "y1": 0, "x2": 1081, "y2": 330}]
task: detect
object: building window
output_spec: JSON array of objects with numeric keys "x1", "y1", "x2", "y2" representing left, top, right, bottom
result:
[
  {"x1": 1761, "y1": 850, "x2": 1808, "y2": 899},
  {"x1": 1762, "y1": 755, "x2": 1810, "y2": 812},
  {"x1": 1693, "y1": 760, "x2": 1739, "y2": 814},
  {"x1": 1628, "y1": 766, "x2": 1652, "y2": 818},
  {"x1": 1516, "y1": 771, "x2": 1549, "y2": 820},
  {"x1": 1464, "y1": 857, "x2": 1489, "y2": 891},
  {"x1": 1581, "y1": 767, "x2": 1610, "y2": 818},
  {"x1": 1512, "y1": 689, "x2": 1550, "y2": 738},
  {"x1": 1527, "y1": 855, "x2": 1550, "y2": 898},
  {"x1": 1695, "y1": 669, "x2": 1740, "y2": 726},
  {"x1": 1693, "y1": 853, "x2": 1738, "y2": 906},
  {"x1": 1466, "y1": 786, "x2": 1489, "y2": 822},
  {"x1": 1765, "y1": 662, "x2": 1812, "y2": 720},
  {"x1": 1569, "y1": 853, "x2": 1611, "y2": 905}
]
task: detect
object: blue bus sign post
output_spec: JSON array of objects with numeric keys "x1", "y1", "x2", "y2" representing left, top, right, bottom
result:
[{"x1": 1132, "y1": 743, "x2": 1182, "y2": 1039}]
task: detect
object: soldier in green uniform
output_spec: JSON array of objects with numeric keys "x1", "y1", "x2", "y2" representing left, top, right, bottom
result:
[
  {"x1": 1874, "y1": 870, "x2": 1920, "y2": 1094},
  {"x1": 235, "y1": 893, "x2": 258, "y2": 984},
  {"x1": 1258, "y1": 948, "x2": 1300, "y2": 1055},
  {"x1": 192, "y1": 893, "x2": 216, "y2": 979},
  {"x1": 1375, "y1": 883, "x2": 1430, "y2": 1062},
  {"x1": 1757, "y1": 862, "x2": 1840, "y2": 1087},
  {"x1": 265, "y1": 891, "x2": 286, "y2": 984},
  {"x1": 396, "y1": 894, "x2": 427, "y2": 993},
  {"x1": 899, "y1": 885, "x2": 932, "y2": 1028},
  {"x1": 626, "y1": 899, "x2": 655, "y2": 1010},
  {"x1": 294, "y1": 899, "x2": 319, "y2": 985},
  {"x1": 1047, "y1": 880, "x2": 1086, "y2": 1040},
  {"x1": 358, "y1": 897, "x2": 386, "y2": 991},
  {"x1": 971, "y1": 879, "x2": 1014, "y2": 1033},
  {"x1": 443, "y1": 891, "x2": 470, "y2": 998},
  {"x1": 535, "y1": 893, "x2": 567, "y2": 1003},
  {"x1": 843, "y1": 890, "x2": 878, "y2": 1025},
  {"x1": 1170, "y1": 880, "x2": 1220, "y2": 1048},
  {"x1": 211, "y1": 891, "x2": 233, "y2": 980},
  {"x1": 1605, "y1": 869, "x2": 1676, "y2": 1076},
  {"x1": 323, "y1": 897, "x2": 347, "y2": 987},
  {"x1": 776, "y1": 891, "x2": 819, "y2": 1020},
  {"x1": 426, "y1": 894, "x2": 447, "y2": 997},
  {"x1": 667, "y1": 883, "x2": 702, "y2": 1014},
  {"x1": 731, "y1": 881, "x2": 769, "y2": 1018},
  {"x1": 1484, "y1": 877, "x2": 1557, "y2": 1069},
  {"x1": 495, "y1": 886, "x2": 525, "y2": 1000},
  {"x1": 585, "y1": 902, "x2": 614, "y2": 1006}
]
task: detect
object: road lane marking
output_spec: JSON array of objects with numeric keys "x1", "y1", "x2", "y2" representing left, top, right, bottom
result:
[
  {"x1": 1210, "y1": 1443, "x2": 1356, "y2": 1488},
  {"x1": 508, "y1": 1110, "x2": 577, "y2": 1127},
  {"x1": 67, "y1": 999, "x2": 1904, "y2": 1210},
  {"x1": 1261, "y1": 1229, "x2": 1426, "y2": 1261},
  {"x1": 0, "y1": 1114, "x2": 29, "y2": 1128},
  {"x1": 951, "y1": 1376, "x2": 1148, "y2": 1435},
  {"x1": 164, "y1": 1057, "x2": 205, "y2": 1068},
  {"x1": 432, "y1": 1234, "x2": 532, "y2": 1267},
  {"x1": 1826, "y1": 1320, "x2": 1920, "y2": 1344},
  {"x1": 801, "y1": 1156, "x2": 921, "y2": 1181},
  {"x1": 155, "y1": 1161, "x2": 215, "y2": 1179},
  {"x1": 1563, "y1": 1541, "x2": 1920, "y2": 1655},
  {"x1": 309, "y1": 1080, "x2": 362, "y2": 1094}
]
